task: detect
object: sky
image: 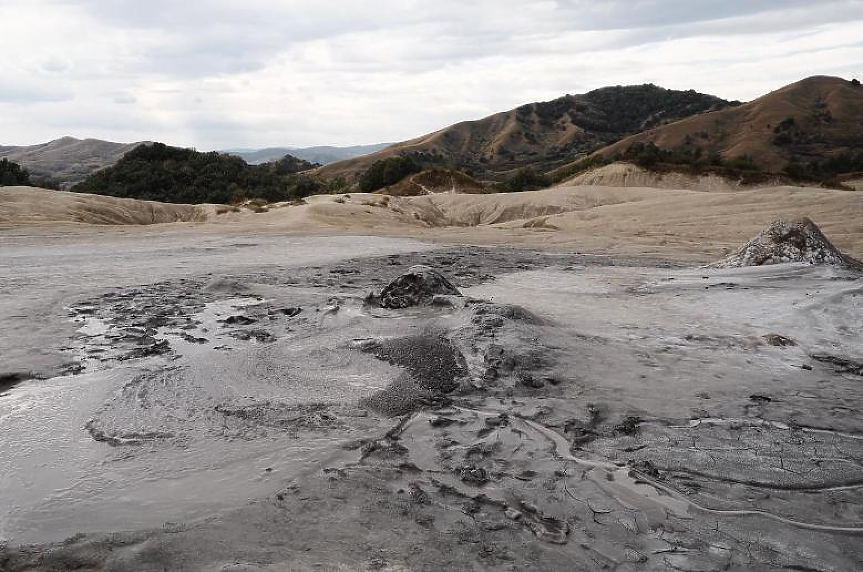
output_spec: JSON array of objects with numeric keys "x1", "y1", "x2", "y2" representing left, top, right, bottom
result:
[{"x1": 1, "y1": 0, "x2": 862, "y2": 150}]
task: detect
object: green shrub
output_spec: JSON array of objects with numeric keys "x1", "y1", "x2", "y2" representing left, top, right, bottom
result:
[
  {"x1": 72, "y1": 142, "x2": 322, "y2": 204},
  {"x1": 500, "y1": 168, "x2": 551, "y2": 192},
  {"x1": 0, "y1": 158, "x2": 31, "y2": 186},
  {"x1": 358, "y1": 155, "x2": 422, "y2": 192}
]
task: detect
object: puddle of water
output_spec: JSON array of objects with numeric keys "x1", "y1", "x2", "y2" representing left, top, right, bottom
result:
[
  {"x1": 1, "y1": 296, "x2": 368, "y2": 545},
  {"x1": 0, "y1": 367, "x2": 357, "y2": 544}
]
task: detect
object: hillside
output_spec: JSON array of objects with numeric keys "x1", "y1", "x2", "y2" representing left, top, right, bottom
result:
[
  {"x1": 376, "y1": 167, "x2": 490, "y2": 196},
  {"x1": 71, "y1": 143, "x2": 323, "y2": 204},
  {"x1": 318, "y1": 84, "x2": 734, "y2": 183},
  {"x1": 596, "y1": 76, "x2": 863, "y2": 181},
  {"x1": 227, "y1": 143, "x2": 391, "y2": 165},
  {"x1": 0, "y1": 137, "x2": 146, "y2": 186},
  {"x1": 0, "y1": 186, "x2": 207, "y2": 225}
]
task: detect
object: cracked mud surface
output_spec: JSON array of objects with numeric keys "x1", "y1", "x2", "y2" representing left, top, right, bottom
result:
[{"x1": 1, "y1": 232, "x2": 862, "y2": 571}]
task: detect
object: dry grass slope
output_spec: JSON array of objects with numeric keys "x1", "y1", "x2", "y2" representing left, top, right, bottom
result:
[
  {"x1": 598, "y1": 76, "x2": 863, "y2": 173},
  {"x1": 0, "y1": 137, "x2": 146, "y2": 186}
]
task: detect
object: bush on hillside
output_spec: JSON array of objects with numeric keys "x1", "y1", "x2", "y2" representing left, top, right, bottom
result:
[
  {"x1": 0, "y1": 158, "x2": 32, "y2": 186},
  {"x1": 500, "y1": 168, "x2": 551, "y2": 193},
  {"x1": 784, "y1": 151, "x2": 863, "y2": 183},
  {"x1": 358, "y1": 155, "x2": 422, "y2": 192},
  {"x1": 72, "y1": 142, "x2": 322, "y2": 204}
]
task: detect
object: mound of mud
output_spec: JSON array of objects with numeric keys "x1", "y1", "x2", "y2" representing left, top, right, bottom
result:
[
  {"x1": 378, "y1": 265, "x2": 461, "y2": 308},
  {"x1": 711, "y1": 218, "x2": 863, "y2": 269},
  {"x1": 202, "y1": 277, "x2": 253, "y2": 294}
]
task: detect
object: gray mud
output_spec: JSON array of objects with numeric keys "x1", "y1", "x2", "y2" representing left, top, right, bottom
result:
[{"x1": 1, "y1": 232, "x2": 862, "y2": 571}]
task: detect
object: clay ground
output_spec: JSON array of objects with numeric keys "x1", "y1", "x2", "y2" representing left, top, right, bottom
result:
[{"x1": 1, "y1": 187, "x2": 863, "y2": 571}]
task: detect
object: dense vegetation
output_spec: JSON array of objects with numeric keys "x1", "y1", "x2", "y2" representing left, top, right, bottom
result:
[
  {"x1": 498, "y1": 168, "x2": 552, "y2": 192},
  {"x1": 0, "y1": 158, "x2": 31, "y2": 186},
  {"x1": 549, "y1": 141, "x2": 863, "y2": 189},
  {"x1": 785, "y1": 151, "x2": 863, "y2": 185},
  {"x1": 358, "y1": 155, "x2": 422, "y2": 192},
  {"x1": 573, "y1": 84, "x2": 736, "y2": 134},
  {"x1": 72, "y1": 143, "x2": 323, "y2": 204},
  {"x1": 612, "y1": 142, "x2": 863, "y2": 188}
]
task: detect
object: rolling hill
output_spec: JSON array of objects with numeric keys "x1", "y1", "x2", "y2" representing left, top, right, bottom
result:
[
  {"x1": 376, "y1": 167, "x2": 490, "y2": 196},
  {"x1": 318, "y1": 84, "x2": 736, "y2": 183},
  {"x1": 226, "y1": 143, "x2": 391, "y2": 165},
  {"x1": 595, "y1": 76, "x2": 863, "y2": 179},
  {"x1": 0, "y1": 137, "x2": 146, "y2": 186}
]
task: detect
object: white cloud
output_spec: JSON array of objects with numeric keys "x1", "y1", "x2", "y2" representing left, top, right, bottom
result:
[{"x1": 0, "y1": 0, "x2": 861, "y2": 148}]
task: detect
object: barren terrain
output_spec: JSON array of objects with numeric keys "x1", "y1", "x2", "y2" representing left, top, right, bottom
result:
[{"x1": 1, "y1": 184, "x2": 862, "y2": 571}]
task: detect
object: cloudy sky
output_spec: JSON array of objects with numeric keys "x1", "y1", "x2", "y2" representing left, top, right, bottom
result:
[{"x1": 2, "y1": 0, "x2": 862, "y2": 149}]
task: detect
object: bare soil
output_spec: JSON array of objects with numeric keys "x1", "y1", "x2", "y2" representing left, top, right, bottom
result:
[{"x1": 1, "y1": 224, "x2": 862, "y2": 571}]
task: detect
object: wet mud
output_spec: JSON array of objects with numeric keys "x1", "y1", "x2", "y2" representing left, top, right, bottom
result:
[{"x1": 1, "y1": 238, "x2": 862, "y2": 571}]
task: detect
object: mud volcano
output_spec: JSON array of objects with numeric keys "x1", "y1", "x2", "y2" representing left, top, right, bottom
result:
[
  {"x1": 377, "y1": 265, "x2": 461, "y2": 308},
  {"x1": 712, "y1": 217, "x2": 863, "y2": 269}
]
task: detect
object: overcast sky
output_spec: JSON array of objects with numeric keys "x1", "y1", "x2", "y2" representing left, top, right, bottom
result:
[{"x1": 2, "y1": 0, "x2": 862, "y2": 149}]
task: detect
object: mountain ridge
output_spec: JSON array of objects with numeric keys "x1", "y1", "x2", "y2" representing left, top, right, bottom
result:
[
  {"x1": 594, "y1": 75, "x2": 863, "y2": 178},
  {"x1": 318, "y1": 84, "x2": 736, "y2": 182}
]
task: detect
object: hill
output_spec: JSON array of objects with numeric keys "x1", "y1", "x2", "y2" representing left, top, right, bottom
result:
[
  {"x1": 0, "y1": 186, "x2": 207, "y2": 225},
  {"x1": 595, "y1": 76, "x2": 863, "y2": 183},
  {"x1": 318, "y1": 84, "x2": 735, "y2": 183},
  {"x1": 227, "y1": 143, "x2": 391, "y2": 165},
  {"x1": 376, "y1": 167, "x2": 490, "y2": 196},
  {"x1": 0, "y1": 137, "x2": 146, "y2": 186},
  {"x1": 71, "y1": 143, "x2": 323, "y2": 204}
]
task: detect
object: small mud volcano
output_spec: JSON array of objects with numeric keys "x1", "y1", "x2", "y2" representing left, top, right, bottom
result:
[
  {"x1": 711, "y1": 218, "x2": 862, "y2": 269},
  {"x1": 377, "y1": 265, "x2": 461, "y2": 308}
]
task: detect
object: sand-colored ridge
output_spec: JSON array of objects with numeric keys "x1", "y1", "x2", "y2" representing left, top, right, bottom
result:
[
  {"x1": 3, "y1": 184, "x2": 862, "y2": 261},
  {"x1": 0, "y1": 186, "x2": 208, "y2": 225},
  {"x1": 557, "y1": 161, "x2": 781, "y2": 191}
]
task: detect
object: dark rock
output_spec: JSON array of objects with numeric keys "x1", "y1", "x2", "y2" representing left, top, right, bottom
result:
[
  {"x1": 220, "y1": 315, "x2": 257, "y2": 326},
  {"x1": 408, "y1": 483, "x2": 429, "y2": 504},
  {"x1": 762, "y1": 333, "x2": 796, "y2": 347},
  {"x1": 229, "y1": 329, "x2": 274, "y2": 342},
  {"x1": 0, "y1": 372, "x2": 32, "y2": 393},
  {"x1": 519, "y1": 373, "x2": 545, "y2": 389},
  {"x1": 614, "y1": 416, "x2": 641, "y2": 436},
  {"x1": 120, "y1": 340, "x2": 171, "y2": 360},
  {"x1": 459, "y1": 466, "x2": 489, "y2": 485},
  {"x1": 275, "y1": 307, "x2": 302, "y2": 317},
  {"x1": 811, "y1": 354, "x2": 863, "y2": 376},
  {"x1": 379, "y1": 265, "x2": 461, "y2": 309},
  {"x1": 429, "y1": 415, "x2": 459, "y2": 428},
  {"x1": 630, "y1": 460, "x2": 660, "y2": 479}
]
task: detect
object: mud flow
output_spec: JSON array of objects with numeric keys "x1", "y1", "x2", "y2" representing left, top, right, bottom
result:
[{"x1": 1, "y1": 237, "x2": 862, "y2": 571}]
